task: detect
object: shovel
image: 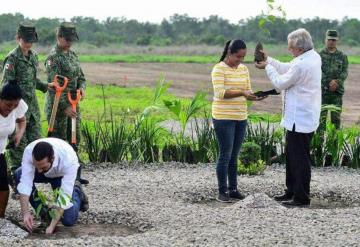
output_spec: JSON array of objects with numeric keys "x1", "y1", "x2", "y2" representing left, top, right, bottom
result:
[
  {"x1": 48, "y1": 75, "x2": 68, "y2": 137},
  {"x1": 67, "y1": 89, "x2": 81, "y2": 150},
  {"x1": 68, "y1": 89, "x2": 89, "y2": 185}
]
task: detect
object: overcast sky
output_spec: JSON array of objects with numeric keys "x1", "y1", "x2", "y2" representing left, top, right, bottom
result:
[{"x1": 1, "y1": 0, "x2": 359, "y2": 23}]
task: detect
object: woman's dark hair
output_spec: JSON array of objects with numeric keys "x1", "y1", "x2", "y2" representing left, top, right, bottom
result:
[
  {"x1": 0, "y1": 80, "x2": 23, "y2": 100},
  {"x1": 219, "y1": 39, "x2": 247, "y2": 62},
  {"x1": 33, "y1": 142, "x2": 54, "y2": 162}
]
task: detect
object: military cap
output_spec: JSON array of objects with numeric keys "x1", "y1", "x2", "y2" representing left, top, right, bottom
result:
[
  {"x1": 326, "y1": 30, "x2": 339, "y2": 40},
  {"x1": 58, "y1": 22, "x2": 79, "y2": 41},
  {"x1": 17, "y1": 21, "x2": 38, "y2": 43}
]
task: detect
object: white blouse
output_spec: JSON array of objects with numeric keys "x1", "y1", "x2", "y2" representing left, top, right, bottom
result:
[{"x1": 0, "y1": 99, "x2": 28, "y2": 153}]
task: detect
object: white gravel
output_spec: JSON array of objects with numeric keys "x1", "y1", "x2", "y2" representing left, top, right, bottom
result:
[{"x1": 1, "y1": 163, "x2": 360, "y2": 246}]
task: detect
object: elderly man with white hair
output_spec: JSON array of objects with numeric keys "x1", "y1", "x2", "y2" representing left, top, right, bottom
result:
[{"x1": 255, "y1": 28, "x2": 321, "y2": 207}]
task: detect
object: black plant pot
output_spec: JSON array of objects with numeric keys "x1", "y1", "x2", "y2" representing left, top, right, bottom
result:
[
  {"x1": 193, "y1": 147, "x2": 210, "y2": 163},
  {"x1": 184, "y1": 145, "x2": 194, "y2": 164},
  {"x1": 324, "y1": 154, "x2": 333, "y2": 167},
  {"x1": 99, "y1": 149, "x2": 110, "y2": 163},
  {"x1": 162, "y1": 144, "x2": 178, "y2": 162},
  {"x1": 341, "y1": 155, "x2": 351, "y2": 167},
  {"x1": 144, "y1": 145, "x2": 159, "y2": 163}
]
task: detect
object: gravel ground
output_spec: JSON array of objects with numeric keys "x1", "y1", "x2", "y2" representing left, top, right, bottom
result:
[{"x1": 2, "y1": 163, "x2": 360, "y2": 246}]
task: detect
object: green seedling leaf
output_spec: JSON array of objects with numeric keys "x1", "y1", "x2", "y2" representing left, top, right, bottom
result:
[{"x1": 35, "y1": 204, "x2": 43, "y2": 218}]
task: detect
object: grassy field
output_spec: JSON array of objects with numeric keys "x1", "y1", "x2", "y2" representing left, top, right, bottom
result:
[
  {"x1": 1, "y1": 43, "x2": 360, "y2": 64},
  {"x1": 1, "y1": 53, "x2": 360, "y2": 64}
]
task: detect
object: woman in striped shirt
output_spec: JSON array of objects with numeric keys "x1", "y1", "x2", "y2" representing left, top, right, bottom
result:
[{"x1": 212, "y1": 39, "x2": 265, "y2": 202}]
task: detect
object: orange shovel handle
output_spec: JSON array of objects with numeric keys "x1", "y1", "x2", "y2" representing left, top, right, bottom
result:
[
  {"x1": 67, "y1": 90, "x2": 81, "y2": 144},
  {"x1": 53, "y1": 75, "x2": 69, "y2": 97},
  {"x1": 68, "y1": 90, "x2": 81, "y2": 111},
  {"x1": 48, "y1": 75, "x2": 69, "y2": 135}
]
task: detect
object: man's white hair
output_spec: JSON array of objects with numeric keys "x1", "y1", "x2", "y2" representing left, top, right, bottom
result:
[{"x1": 288, "y1": 28, "x2": 314, "y2": 51}]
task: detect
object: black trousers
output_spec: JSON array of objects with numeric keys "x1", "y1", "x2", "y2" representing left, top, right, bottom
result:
[
  {"x1": 0, "y1": 154, "x2": 9, "y2": 191},
  {"x1": 285, "y1": 126, "x2": 314, "y2": 203}
]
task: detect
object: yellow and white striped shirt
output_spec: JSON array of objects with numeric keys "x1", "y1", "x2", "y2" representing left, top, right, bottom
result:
[{"x1": 211, "y1": 62, "x2": 251, "y2": 120}]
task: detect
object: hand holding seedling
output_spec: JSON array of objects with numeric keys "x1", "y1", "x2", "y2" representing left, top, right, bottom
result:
[
  {"x1": 45, "y1": 207, "x2": 64, "y2": 234},
  {"x1": 255, "y1": 60, "x2": 268, "y2": 69},
  {"x1": 254, "y1": 50, "x2": 268, "y2": 69}
]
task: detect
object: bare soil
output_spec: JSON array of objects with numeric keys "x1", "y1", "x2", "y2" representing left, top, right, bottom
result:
[
  {"x1": 80, "y1": 63, "x2": 360, "y2": 126},
  {"x1": 27, "y1": 223, "x2": 137, "y2": 240}
]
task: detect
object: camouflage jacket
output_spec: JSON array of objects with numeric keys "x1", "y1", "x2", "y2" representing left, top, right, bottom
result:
[
  {"x1": 45, "y1": 45, "x2": 86, "y2": 112},
  {"x1": 319, "y1": 48, "x2": 348, "y2": 96},
  {"x1": 1, "y1": 45, "x2": 48, "y2": 120}
]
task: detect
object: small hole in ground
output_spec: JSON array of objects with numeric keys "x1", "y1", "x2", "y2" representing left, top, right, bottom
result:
[{"x1": 27, "y1": 223, "x2": 138, "y2": 240}]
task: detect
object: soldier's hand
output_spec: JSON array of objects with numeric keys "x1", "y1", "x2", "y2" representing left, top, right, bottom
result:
[
  {"x1": 80, "y1": 88, "x2": 85, "y2": 100},
  {"x1": 47, "y1": 82, "x2": 56, "y2": 90},
  {"x1": 329, "y1": 79, "x2": 338, "y2": 92},
  {"x1": 64, "y1": 107, "x2": 77, "y2": 118}
]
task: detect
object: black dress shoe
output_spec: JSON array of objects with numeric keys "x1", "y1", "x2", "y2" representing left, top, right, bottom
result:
[
  {"x1": 274, "y1": 193, "x2": 293, "y2": 201},
  {"x1": 282, "y1": 200, "x2": 310, "y2": 207}
]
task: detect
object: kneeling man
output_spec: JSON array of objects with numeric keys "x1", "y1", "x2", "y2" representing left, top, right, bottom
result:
[{"x1": 15, "y1": 137, "x2": 88, "y2": 234}]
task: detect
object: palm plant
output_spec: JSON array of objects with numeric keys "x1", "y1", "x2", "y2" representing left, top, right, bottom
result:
[
  {"x1": 245, "y1": 119, "x2": 281, "y2": 164},
  {"x1": 342, "y1": 127, "x2": 360, "y2": 168},
  {"x1": 163, "y1": 91, "x2": 208, "y2": 163},
  {"x1": 100, "y1": 109, "x2": 130, "y2": 163},
  {"x1": 190, "y1": 116, "x2": 213, "y2": 163},
  {"x1": 131, "y1": 116, "x2": 166, "y2": 162},
  {"x1": 81, "y1": 119, "x2": 103, "y2": 163},
  {"x1": 323, "y1": 122, "x2": 347, "y2": 166}
]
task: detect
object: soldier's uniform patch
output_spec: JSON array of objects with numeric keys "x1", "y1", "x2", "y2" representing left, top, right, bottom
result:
[
  {"x1": 5, "y1": 63, "x2": 13, "y2": 71},
  {"x1": 46, "y1": 59, "x2": 52, "y2": 68}
]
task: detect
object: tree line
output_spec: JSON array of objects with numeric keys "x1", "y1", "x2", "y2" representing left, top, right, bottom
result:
[{"x1": 0, "y1": 13, "x2": 359, "y2": 46}]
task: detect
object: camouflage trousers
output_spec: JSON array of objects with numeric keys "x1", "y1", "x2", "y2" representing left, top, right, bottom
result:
[
  {"x1": 318, "y1": 95, "x2": 343, "y2": 133},
  {"x1": 46, "y1": 106, "x2": 81, "y2": 150},
  {"x1": 8, "y1": 114, "x2": 41, "y2": 173}
]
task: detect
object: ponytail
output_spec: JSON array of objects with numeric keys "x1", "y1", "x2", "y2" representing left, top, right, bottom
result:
[
  {"x1": 219, "y1": 40, "x2": 231, "y2": 62},
  {"x1": 219, "y1": 39, "x2": 247, "y2": 62}
]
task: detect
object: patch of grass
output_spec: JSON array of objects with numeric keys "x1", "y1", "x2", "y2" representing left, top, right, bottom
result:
[{"x1": 2, "y1": 52, "x2": 360, "y2": 64}]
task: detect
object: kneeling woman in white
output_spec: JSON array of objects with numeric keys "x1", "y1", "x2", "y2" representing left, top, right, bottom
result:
[{"x1": 0, "y1": 81, "x2": 27, "y2": 217}]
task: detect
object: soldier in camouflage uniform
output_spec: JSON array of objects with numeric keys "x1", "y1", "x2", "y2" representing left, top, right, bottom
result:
[
  {"x1": 45, "y1": 23, "x2": 88, "y2": 184},
  {"x1": 45, "y1": 22, "x2": 86, "y2": 147},
  {"x1": 1, "y1": 22, "x2": 50, "y2": 175},
  {"x1": 318, "y1": 30, "x2": 348, "y2": 132}
]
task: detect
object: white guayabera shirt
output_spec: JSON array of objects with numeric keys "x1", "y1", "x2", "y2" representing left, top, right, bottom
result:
[
  {"x1": 265, "y1": 49, "x2": 322, "y2": 133},
  {"x1": 17, "y1": 138, "x2": 79, "y2": 210}
]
